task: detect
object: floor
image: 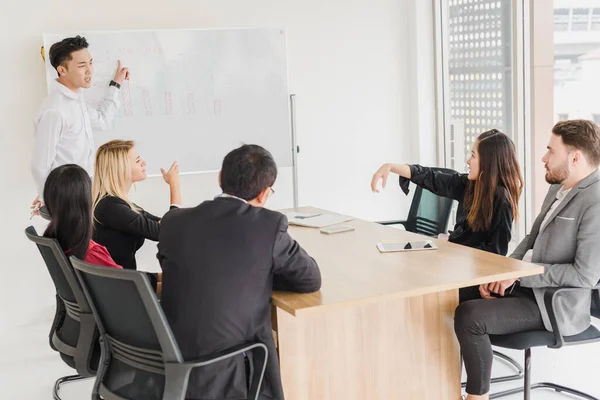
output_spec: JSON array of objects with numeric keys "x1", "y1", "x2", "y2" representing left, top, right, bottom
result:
[{"x1": 2, "y1": 309, "x2": 599, "y2": 399}]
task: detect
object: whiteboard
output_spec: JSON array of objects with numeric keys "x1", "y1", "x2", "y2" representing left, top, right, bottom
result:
[{"x1": 42, "y1": 28, "x2": 293, "y2": 174}]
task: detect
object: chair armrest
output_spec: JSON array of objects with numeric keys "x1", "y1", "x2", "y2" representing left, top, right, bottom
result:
[
  {"x1": 376, "y1": 220, "x2": 408, "y2": 227},
  {"x1": 74, "y1": 312, "x2": 99, "y2": 377},
  {"x1": 164, "y1": 342, "x2": 268, "y2": 400},
  {"x1": 544, "y1": 286, "x2": 597, "y2": 349},
  {"x1": 176, "y1": 342, "x2": 267, "y2": 369}
]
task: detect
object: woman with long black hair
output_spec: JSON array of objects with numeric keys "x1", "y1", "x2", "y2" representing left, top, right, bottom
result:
[
  {"x1": 371, "y1": 129, "x2": 523, "y2": 258},
  {"x1": 43, "y1": 164, "x2": 121, "y2": 268}
]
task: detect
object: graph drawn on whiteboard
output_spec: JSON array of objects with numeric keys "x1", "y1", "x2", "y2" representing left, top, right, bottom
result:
[{"x1": 42, "y1": 29, "x2": 292, "y2": 175}]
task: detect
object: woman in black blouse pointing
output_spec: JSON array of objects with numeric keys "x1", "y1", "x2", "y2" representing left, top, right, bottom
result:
[
  {"x1": 371, "y1": 129, "x2": 523, "y2": 260},
  {"x1": 92, "y1": 139, "x2": 181, "y2": 272}
]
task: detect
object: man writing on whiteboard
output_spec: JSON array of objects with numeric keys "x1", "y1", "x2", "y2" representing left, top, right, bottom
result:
[{"x1": 31, "y1": 35, "x2": 130, "y2": 215}]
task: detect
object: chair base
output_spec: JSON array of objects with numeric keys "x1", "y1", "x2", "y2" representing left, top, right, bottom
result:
[
  {"x1": 461, "y1": 350, "x2": 524, "y2": 388},
  {"x1": 490, "y1": 382, "x2": 599, "y2": 400},
  {"x1": 53, "y1": 374, "x2": 90, "y2": 400},
  {"x1": 487, "y1": 348, "x2": 598, "y2": 400}
]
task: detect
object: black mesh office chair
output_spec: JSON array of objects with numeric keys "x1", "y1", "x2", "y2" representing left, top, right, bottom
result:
[
  {"x1": 25, "y1": 226, "x2": 98, "y2": 400},
  {"x1": 70, "y1": 256, "x2": 269, "y2": 400},
  {"x1": 378, "y1": 167, "x2": 455, "y2": 236},
  {"x1": 488, "y1": 286, "x2": 600, "y2": 400}
]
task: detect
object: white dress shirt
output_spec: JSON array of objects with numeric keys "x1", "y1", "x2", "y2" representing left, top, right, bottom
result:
[
  {"x1": 31, "y1": 79, "x2": 120, "y2": 198},
  {"x1": 522, "y1": 186, "x2": 572, "y2": 263}
]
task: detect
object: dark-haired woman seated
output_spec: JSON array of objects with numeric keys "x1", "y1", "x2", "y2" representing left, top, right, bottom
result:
[
  {"x1": 43, "y1": 164, "x2": 122, "y2": 269},
  {"x1": 43, "y1": 164, "x2": 160, "y2": 291}
]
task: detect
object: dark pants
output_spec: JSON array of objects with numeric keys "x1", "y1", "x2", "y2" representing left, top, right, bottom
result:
[{"x1": 455, "y1": 284, "x2": 545, "y2": 395}]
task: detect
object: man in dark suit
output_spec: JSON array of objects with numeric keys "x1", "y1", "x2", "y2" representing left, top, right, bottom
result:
[{"x1": 158, "y1": 144, "x2": 321, "y2": 400}]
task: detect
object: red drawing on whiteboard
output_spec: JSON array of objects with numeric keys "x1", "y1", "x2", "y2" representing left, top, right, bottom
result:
[
  {"x1": 123, "y1": 81, "x2": 133, "y2": 117},
  {"x1": 165, "y1": 92, "x2": 173, "y2": 115},
  {"x1": 142, "y1": 89, "x2": 153, "y2": 116},
  {"x1": 214, "y1": 99, "x2": 222, "y2": 116},
  {"x1": 188, "y1": 93, "x2": 196, "y2": 115},
  {"x1": 145, "y1": 47, "x2": 163, "y2": 54}
]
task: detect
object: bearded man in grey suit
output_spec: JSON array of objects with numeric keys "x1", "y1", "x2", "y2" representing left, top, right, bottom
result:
[{"x1": 455, "y1": 119, "x2": 600, "y2": 400}]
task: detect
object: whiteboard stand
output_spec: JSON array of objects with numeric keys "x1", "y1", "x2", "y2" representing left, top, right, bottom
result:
[{"x1": 290, "y1": 94, "x2": 299, "y2": 209}]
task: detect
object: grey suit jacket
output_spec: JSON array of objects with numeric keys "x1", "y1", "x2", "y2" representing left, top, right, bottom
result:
[{"x1": 511, "y1": 171, "x2": 600, "y2": 336}]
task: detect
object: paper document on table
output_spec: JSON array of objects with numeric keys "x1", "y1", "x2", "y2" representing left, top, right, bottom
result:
[{"x1": 285, "y1": 212, "x2": 354, "y2": 228}]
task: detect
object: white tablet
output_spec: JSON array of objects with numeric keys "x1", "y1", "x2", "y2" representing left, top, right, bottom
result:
[{"x1": 376, "y1": 240, "x2": 438, "y2": 253}]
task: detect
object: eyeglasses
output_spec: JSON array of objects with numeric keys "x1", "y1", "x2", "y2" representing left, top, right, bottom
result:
[{"x1": 269, "y1": 187, "x2": 275, "y2": 195}]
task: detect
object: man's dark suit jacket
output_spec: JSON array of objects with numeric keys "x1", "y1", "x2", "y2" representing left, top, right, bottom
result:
[{"x1": 158, "y1": 197, "x2": 321, "y2": 400}]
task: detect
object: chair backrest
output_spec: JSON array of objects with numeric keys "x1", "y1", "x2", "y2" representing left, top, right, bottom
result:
[
  {"x1": 25, "y1": 226, "x2": 90, "y2": 311},
  {"x1": 71, "y1": 257, "x2": 183, "y2": 399},
  {"x1": 39, "y1": 205, "x2": 52, "y2": 221},
  {"x1": 404, "y1": 168, "x2": 455, "y2": 237}
]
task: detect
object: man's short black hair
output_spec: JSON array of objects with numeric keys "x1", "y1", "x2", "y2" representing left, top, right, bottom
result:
[
  {"x1": 220, "y1": 144, "x2": 277, "y2": 201},
  {"x1": 49, "y1": 36, "x2": 89, "y2": 77}
]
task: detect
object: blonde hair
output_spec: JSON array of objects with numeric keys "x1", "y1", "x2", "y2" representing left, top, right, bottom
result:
[{"x1": 93, "y1": 139, "x2": 138, "y2": 213}]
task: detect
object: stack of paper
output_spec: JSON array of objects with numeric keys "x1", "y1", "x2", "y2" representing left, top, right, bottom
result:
[{"x1": 285, "y1": 212, "x2": 354, "y2": 228}]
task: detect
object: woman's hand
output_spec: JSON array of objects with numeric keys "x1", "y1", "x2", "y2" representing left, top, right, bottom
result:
[
  {"x1": 162, "y1": 161, "x2": 183, "y2": 206},
  {"x1": 479, "y1": 284, "x2": 495, "y2": 300},
  {"x1": 371, "y1": 163, "x2": 392, "y2": 192},
  {"x1": 161, "y1": 161, "x2": 180, "y2": 187}
]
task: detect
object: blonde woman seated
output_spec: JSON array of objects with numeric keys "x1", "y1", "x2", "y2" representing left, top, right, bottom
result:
[{"x1": 92, "y1": 140, "x2": 181, "y2": 273}]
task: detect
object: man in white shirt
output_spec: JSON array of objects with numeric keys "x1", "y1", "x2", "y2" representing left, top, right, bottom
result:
[{"x1": 31, "y1": 35, "x2": 130, "y2": 214}]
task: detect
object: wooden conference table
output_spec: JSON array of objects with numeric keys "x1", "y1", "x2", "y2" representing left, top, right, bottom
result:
[{"x1": 271, "y1": 207, "x2": 543, "y2": 400}]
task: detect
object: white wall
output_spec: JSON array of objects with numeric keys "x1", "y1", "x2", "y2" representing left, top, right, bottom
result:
[
  {"x1": 2, "y1": 2, "x2": 599, "y2": 399},
  {"x1": 0, "y1": 0, "x2": 437, "y2": 375}
]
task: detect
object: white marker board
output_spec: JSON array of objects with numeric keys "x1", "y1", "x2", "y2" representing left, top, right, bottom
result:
[{"x1": 43, "y1": 28, "x2": 293, "y2": 174}]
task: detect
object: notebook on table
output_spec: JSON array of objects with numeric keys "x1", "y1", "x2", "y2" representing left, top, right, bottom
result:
[{"x1": 285, "y1": 212, "x2": 354, "y2": 228}]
